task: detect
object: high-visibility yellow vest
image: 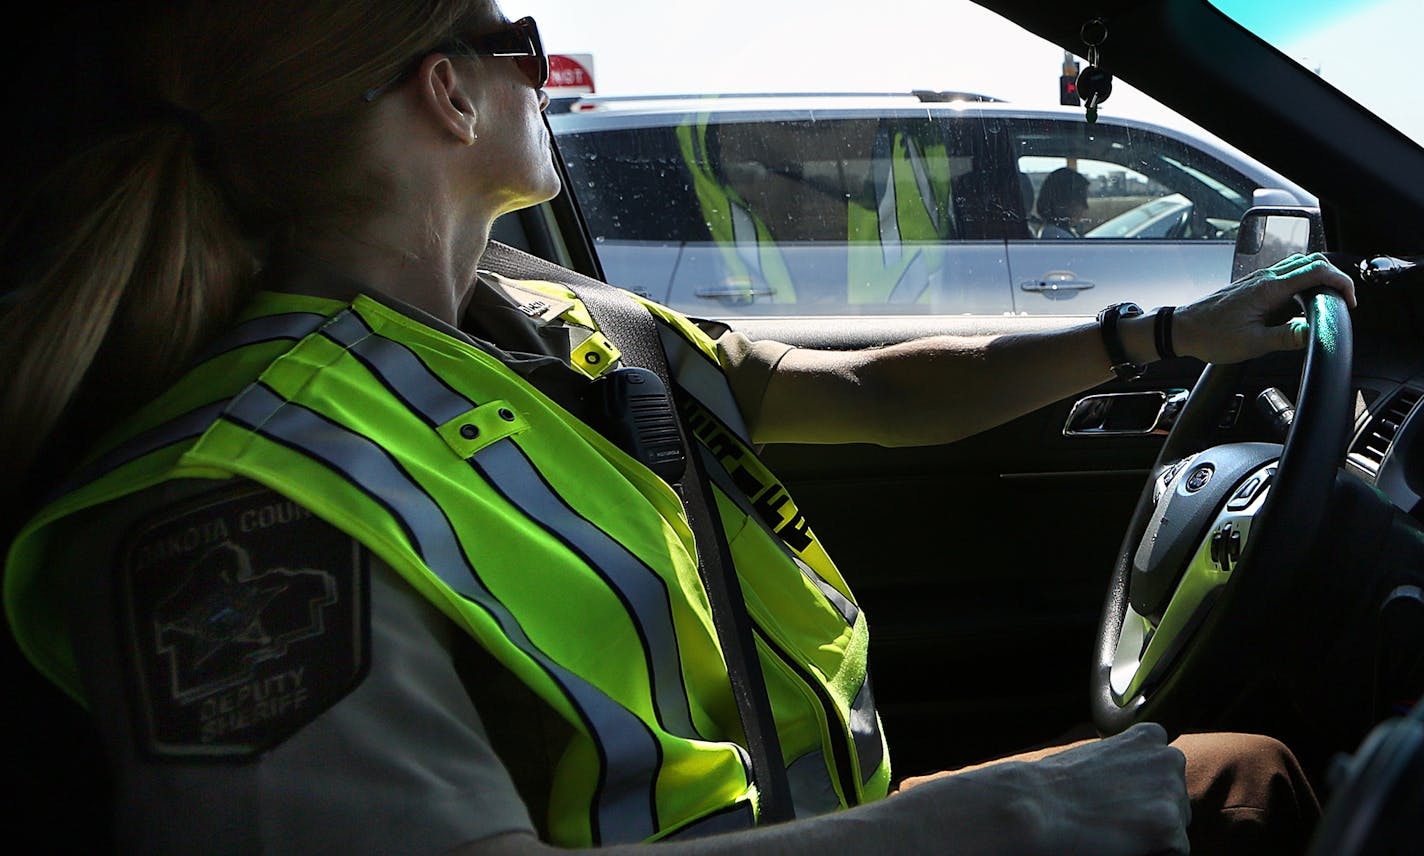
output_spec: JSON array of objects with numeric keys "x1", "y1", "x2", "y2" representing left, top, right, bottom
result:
[
  {"x1": 677, "y1": 114, "x2": 953, "y2": 305},
  {"x1": 845, "y1": 126, "x2": 954, "y2": 304},
  {"x1": 5, "y1": 284, "x2": 890, "y2": 846},
  {"x1": 676, "y1": 116, "x2": 798, "y2": 305}
]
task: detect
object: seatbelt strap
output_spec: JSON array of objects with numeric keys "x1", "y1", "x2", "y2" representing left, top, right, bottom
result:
[{"x1": 479, "y1": 241, "x2": 797, "y2": 824}]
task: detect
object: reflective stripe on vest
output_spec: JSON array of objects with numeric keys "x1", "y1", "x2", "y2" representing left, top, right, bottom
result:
[
  {"x1": 653, "y1": 324, "x2": 753, "y2": 445},
  {"x1": 53, "y1": 309, "x2": 336, "y2": 502}
]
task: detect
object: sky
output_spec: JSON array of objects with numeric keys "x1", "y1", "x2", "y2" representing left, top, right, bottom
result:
[
  {"x1": 517, "y1": 0, "x2": 1423, "y2": 146},
  {"x1": 1277, "y1": 0, "x2": 1424, "y2": 141}
]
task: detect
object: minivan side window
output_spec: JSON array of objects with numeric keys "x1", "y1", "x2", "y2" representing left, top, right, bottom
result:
[
  {"x1": 1020, "y1": 157, "x2": 1170, "y2": 238},
  {"x1": 555, "y1": 113, "x2": 1019, "y2": 316},
  {"x1": 1013, "y1": 120, "x2": 1255, "y2": 242}
]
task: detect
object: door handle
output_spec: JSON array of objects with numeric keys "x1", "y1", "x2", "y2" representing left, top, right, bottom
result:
[
  {"x1": 1063, "y1": 390, "x2": 1188, "y2": 436},
  {"x1": 694, "y1": 285, "x2": 775, "y2": 303},
  {"x1": 1020, "y1": 279, "x2": 1095, "y2": 292}
]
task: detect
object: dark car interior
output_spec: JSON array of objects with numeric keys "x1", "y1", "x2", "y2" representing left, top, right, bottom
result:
[{"x1": 4, "y1": 1, "x2": 1423, "y2": 852}]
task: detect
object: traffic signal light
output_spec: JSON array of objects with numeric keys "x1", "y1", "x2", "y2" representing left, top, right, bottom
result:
[{"x1": 1060, "y1": 52, "x2": 1081, "y2": 105}]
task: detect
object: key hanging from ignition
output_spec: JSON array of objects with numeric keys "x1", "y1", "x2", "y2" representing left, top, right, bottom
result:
[{"x1": 1077, "y1": 18, "x2": 1113, "y2": 124}]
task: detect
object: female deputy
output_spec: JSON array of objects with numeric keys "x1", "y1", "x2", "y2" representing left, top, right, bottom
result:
[{"x1": 0, "y1": 1, "x2": 1349, "y2": 854}]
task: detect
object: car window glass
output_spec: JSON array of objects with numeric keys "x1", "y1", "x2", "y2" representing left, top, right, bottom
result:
[{"x1": 1162, "y1": 157, "x2": 1246, "y2": 206}]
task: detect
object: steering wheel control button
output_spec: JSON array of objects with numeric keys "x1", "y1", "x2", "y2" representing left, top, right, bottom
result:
[
  {"x1": 1226, "y1": 464, "x2": 1276, "y2": 510},
  {"x1": 1226, "y1": 476, "x2": 1262, "y2": 509},
  {"x1": 1217, "y1": 394, "x2": 1245, "y2": 429},
  {"x1": 1210, "y1": 523, "x2": 1244, "y2": 572},
  {"x1": 1211, "y1": 525, "x2": 1228, "y2": 567},
  {"x1": 1184, "y1": 465, "x2": 1215, "y2": 493}
]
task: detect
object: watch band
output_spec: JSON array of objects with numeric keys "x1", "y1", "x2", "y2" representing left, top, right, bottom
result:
[
  {"x1": 1153, "y1": 305, "x2": 1177, "y2": 360},
  {"x1": 1097, "y1": 302, "x2": 1145, "y2": 380}
]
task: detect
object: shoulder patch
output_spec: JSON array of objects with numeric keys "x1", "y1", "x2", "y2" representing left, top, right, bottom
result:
[{"x1": 117, "y1": 483, "x2": 369, "y2": 759}]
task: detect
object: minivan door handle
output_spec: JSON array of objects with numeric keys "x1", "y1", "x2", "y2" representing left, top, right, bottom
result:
[
  {"x1": 1020, "y1": 277, "x2": 1095, "y2": 293},
  {"x1": 694, "y1": 285, "x2": 775, "y2": 303}
]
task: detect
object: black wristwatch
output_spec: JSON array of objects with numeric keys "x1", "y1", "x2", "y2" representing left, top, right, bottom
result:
[{"x1": 1096, "y1": 302, "x2": 1145, "y2": 380}]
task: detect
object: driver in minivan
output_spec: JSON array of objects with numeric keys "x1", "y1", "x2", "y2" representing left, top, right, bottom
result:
[
  {"x1": 0, "y1": 2, "x2": 1356, "y2": 855},
  {"x1": 1035, "y1": 166, "x2": 1093, "y2": 238}
]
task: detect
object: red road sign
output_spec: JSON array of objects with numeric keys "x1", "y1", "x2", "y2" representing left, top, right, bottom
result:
[{"x1": 549, "y1": 54, "x2": 595, "y2": 94}]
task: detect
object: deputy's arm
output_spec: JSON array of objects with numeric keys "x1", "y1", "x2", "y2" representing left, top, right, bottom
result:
[
  {"x1": 743, "y1": 254, "x2": 1355, "y2": 447},
  {"x1": 454, "y1": 722, "x2": 1189, "y2": 856}
]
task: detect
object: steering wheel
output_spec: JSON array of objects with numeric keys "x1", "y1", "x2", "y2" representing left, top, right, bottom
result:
[
  {"x1": 1092, "y1": 288, "x2": 1354, "y2": 734},
  {"x1": 1163, "y1": 204, "x2": 1194, "y2": 240}
]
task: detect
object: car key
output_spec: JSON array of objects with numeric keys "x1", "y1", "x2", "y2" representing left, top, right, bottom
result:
[{"x1": 1077, "y1": 18, "x2": 1113, "y2": 123}]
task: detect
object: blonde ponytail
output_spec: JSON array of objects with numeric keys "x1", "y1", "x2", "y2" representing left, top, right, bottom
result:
[
  {"x1": 0, "y1": 0, "x2": 494, "y2": 518},
  {"x1": 0, "y1": 124, "x2": 252, "y2": 510}
]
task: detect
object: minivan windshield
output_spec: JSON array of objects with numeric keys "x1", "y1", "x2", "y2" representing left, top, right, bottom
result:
[{"x1": 1209, "y1": 0, "x2": 1423, "y2": 144}]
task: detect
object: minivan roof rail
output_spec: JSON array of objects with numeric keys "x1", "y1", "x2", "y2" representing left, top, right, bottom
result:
[
  {"x1": 911, "y1": 90, "x2": 1002, "y2": 102},
  {"x1": 547, "y1": 91, "x2": 1004, "y2": 113}
]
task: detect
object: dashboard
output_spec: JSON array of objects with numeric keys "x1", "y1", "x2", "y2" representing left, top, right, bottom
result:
[{"x1": 1345, "y1": 258, "x2": 1424, "y2": 522}]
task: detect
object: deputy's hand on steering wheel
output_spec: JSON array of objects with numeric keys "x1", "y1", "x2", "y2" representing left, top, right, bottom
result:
[{"x1": 1174, "y1": 253, "x2": 1357, "y2": 365}]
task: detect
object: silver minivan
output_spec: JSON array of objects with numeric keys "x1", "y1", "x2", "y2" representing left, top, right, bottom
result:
[{"x1": 548, "y1": 93, "x2": 1313, "y2": 317}]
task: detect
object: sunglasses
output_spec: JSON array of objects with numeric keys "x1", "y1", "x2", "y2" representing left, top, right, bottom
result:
[{"x1": 362, "y1": 16, "x2": 547, "y2": 103}]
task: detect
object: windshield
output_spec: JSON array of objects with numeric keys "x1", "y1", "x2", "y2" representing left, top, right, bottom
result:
[{"x1": 1209, "y1": 0, "x2": 1423, "y2": 144}]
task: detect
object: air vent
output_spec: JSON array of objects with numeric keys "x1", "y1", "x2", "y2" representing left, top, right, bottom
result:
[{"x1": 1349, "y1": 386, "x2": 1424, "y2": 474}]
